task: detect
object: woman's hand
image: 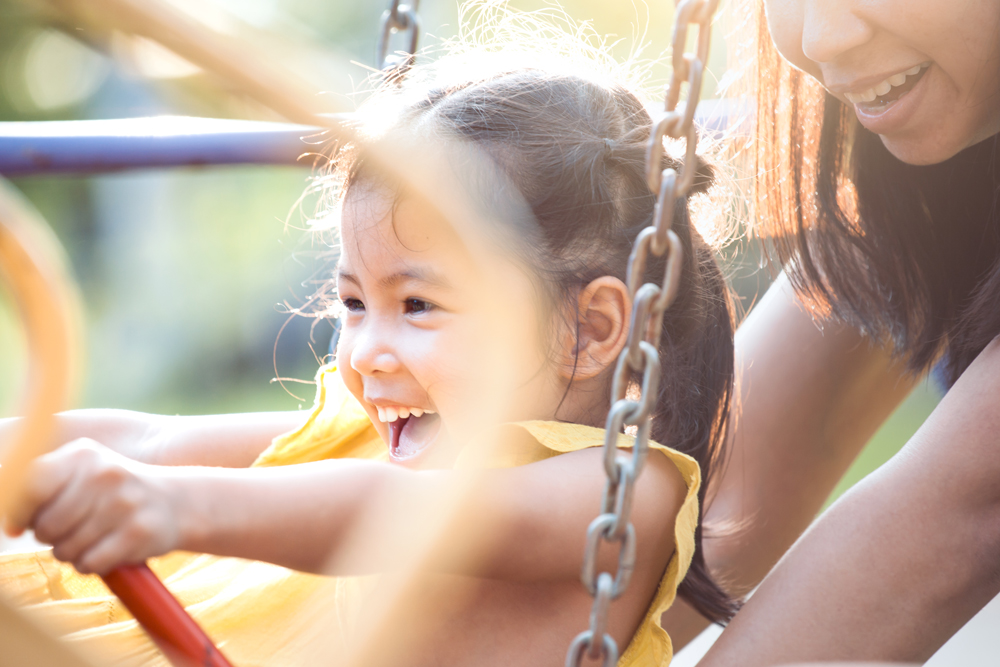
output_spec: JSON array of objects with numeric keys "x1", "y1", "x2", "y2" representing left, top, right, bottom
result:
[{"x1": 3, "y1": 439, "x2": 184, "y2": 575}]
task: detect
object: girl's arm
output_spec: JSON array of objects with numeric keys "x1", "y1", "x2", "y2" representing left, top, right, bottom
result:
[
  {"x1": 663, "y1": 274, "x2": 917, "y2": 646},
  {"x1": 1, "y1": 409, "x2": 306, "y2": 468},
  {"x1": 698, "y1": 335, "x2": 1000, "y2": 665},
  {"x1": 6, "y1": 437, "x2": 685, "y2": 585}
]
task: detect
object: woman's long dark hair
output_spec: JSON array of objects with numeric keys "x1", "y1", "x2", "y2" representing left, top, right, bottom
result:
[
  {"x1": 748, "y1": 0, "x2": 1000, "y2": 384},
  {"x1": 330, "y1": 65, "x2": 741, "y2": 623}
]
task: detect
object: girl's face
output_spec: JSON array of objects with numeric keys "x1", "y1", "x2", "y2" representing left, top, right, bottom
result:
[
  {"x1": 334, "y1": 186, "x2": 568, "y2": 469},
  {"x1": 764, "y1": 0, "x2": 1000, "y2": 165}
]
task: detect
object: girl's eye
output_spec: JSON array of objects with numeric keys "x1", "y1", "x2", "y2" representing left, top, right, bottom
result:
[
  {"x1": 404, "y1": 298, "x2": 435, "y2": 315},
  {"x1": 341, "y1": 297, "x2": 365, "y2": 313}
]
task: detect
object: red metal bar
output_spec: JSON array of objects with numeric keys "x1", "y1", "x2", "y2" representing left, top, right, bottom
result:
[{"x1": 103, "y1": 564, "x2": 235, "y2": 667}]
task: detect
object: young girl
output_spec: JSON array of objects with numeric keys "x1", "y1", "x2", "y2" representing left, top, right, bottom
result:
[{"x1": 1, "y1": 46, "x2": 737, "y2": 667}]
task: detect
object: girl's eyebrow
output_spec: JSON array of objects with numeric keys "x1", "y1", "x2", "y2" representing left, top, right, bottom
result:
[{"x1": 337, "y1": 268, "x2": 452, "y2": 290}]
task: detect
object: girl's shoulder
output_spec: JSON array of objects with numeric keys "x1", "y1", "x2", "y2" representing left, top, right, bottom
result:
[
  {"x1": 473, "y1": 419, "x2": 700, "y2": 491},
  {"x1": 484, "y1": 420, "x2": 701, "y2": 666}
]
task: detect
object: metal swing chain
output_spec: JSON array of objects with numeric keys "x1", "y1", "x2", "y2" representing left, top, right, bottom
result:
[
  {"x1": 564, "y1": 1, "x2": 719, "y2": 665},
  {"x1": 377, "y1": 0, "x2": 422, "y2": 79}
]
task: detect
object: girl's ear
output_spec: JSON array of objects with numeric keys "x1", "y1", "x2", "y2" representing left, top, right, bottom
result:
[{"x1": 561, "y1": 276, "x2": 631, "y2": 381}]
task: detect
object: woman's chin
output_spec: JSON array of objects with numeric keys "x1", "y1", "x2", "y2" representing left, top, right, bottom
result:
[{"x1": 879, "y1": 133, "x2": 965, "y2": 166}]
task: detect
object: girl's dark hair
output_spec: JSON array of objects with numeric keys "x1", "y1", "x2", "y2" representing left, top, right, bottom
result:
[
  {"x1": 329, "y1": 67, "x2": 740, "y2": 623},
  {"x1": 748, "y1": 0, "x2": 1000, "y2": 384}
]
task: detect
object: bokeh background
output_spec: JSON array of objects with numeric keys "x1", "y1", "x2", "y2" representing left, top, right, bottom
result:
[{"x1": 0, "y1": 0, "x2": 938, "y2": 517}]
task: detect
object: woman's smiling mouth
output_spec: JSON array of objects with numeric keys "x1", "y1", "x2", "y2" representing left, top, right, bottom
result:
[
  {"x1": 834, "y1": 62, "x2": 936, "y2": 139},
  {"x1": 843, "y1": 63, "x2": 930, "y2": 107}
]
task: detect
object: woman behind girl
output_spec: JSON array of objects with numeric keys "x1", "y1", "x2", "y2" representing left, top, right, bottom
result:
[
  {"x1": 670, "y1": 0, "x2": 1000, "y2": 664},
  {"x1": 2, "y1": 27, "x2": 738, "y2": 667}
]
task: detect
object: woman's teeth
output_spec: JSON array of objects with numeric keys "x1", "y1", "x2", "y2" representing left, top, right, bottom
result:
[
  {"x1": 376, "y1": 406, "x2": 435, "y2": 422},
  {"x1": 844, "y1": 64, "x2": 926, "y2": 104}
]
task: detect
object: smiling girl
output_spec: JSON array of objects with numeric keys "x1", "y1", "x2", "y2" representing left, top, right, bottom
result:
[{"x1": 1, "y1": 43, "x2": 739, "y2": 667}]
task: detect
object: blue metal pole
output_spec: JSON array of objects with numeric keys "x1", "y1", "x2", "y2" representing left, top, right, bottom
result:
[{"x1": 0, "y1": 117, "x2": 324, "y2": 175}]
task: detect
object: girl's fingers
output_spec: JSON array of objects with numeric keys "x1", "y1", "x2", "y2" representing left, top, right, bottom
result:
[
  {"x1": 54, "y1": 487, "x2": 168, "y2": 573},
  {"x1": 32, "y1": 469, "x2": 97, "y2": 546},
  {"x1": 50, "y1": 478, "x2": 144, "y2": 567},
  {"x1": 51, "y1": 500, "x2": 120, "y2": 567},
  {"x1": 74, "y1": 521, "x2": 156, "y2": 575},
  {"x1": 6, "y1": 438, "x2": 173, "y2": 574},
  {"x1": 4, "y1": 446, "x2": 80, "y2": 535}
]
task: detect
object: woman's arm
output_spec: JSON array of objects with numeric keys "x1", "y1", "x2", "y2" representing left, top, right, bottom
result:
[
  {"x1": 663, "y1": 275, "x2": 917, "y2": 645},
  {"x1": 699, "y1": 335, "x2": 1000, "y2": 664},
  {"x1": 1, "y1": 409, "x2": 306, "y2": 468}
]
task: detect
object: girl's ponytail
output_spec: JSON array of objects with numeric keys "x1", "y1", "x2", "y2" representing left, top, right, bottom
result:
[{"x1": 648, "y1": 160, "x2": 740, "y2": 622}]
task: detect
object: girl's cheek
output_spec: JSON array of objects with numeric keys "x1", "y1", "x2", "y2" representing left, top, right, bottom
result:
[
  {"x1": 404, "y1": 329, "x2": 461, "y2": 392},
  {"x1": 407, "y1": 328, "x2": 476, "y2": 414},
  {"x1": 334, "y1": 337, "x2": 365, "y2": 404},
  {"x1": 336, "y1": 360, "x2": 388, "y2": 440}
]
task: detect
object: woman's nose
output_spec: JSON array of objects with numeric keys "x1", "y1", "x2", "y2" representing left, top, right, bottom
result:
[
  {"x1": 348, "y1": 323, "x2": 401, "y2": 376},
  {"x1": 801, "y1": 0, "x2": 874, "y2": 65}
]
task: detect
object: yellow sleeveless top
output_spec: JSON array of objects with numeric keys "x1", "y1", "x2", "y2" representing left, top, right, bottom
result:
[{"x1": 0, "y1": 365, "x2": 700, "y2": 667}]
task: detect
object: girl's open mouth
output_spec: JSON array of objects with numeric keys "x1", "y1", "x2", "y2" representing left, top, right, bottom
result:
[{"x1": 387, "y1": 411, "x2": 442, "y2": 462}]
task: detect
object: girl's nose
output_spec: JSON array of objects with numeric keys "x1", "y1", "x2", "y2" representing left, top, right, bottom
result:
[
  {"x1": 348, "y1": 325, "x2": 401, "y2": 376},
  {"x1": 801, "y1": 0, "x2": 874, "y2": 65}
]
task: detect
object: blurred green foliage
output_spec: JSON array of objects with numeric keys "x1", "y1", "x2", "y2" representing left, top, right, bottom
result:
[{"x1": 1, "y1": 167, "x2": 329, "y2": 416}]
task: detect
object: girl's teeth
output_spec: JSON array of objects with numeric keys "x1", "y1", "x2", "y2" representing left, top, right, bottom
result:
[
  {"x1": 374, "y1": 405, "x2": 435, "y2": 423},
  {"x1": 904, "y1": 65, "x2": 921, "y2": 76},
  {"x1": 874, "y1": 80, "x2": 892, "y2": 96},
  {"x1": 888, "y1": 73, "x2": 907, "y2": 86}
]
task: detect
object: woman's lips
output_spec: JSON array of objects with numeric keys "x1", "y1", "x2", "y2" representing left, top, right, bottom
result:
[{"x1": 850, "y1": 64, "x2": 933, "y2": 137}]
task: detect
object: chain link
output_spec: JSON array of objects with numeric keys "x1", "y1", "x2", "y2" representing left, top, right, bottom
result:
[
  {"x1": 376, "y1": 0, "x2": 422, "y2": 80},
  {"x1": 565, "y1": 1, "x2": 718, "y2": 665}
]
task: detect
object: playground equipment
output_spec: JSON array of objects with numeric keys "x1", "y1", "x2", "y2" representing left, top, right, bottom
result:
[
  {"x1": 0, "y1": 117, "x2": 320, "y2": 175},
  {"x1": 0, "y1": 0, "x2": 719, "y2": 664},
  {"x1": 0, "y1": 180, "x2": 87, "y2": 666}
]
